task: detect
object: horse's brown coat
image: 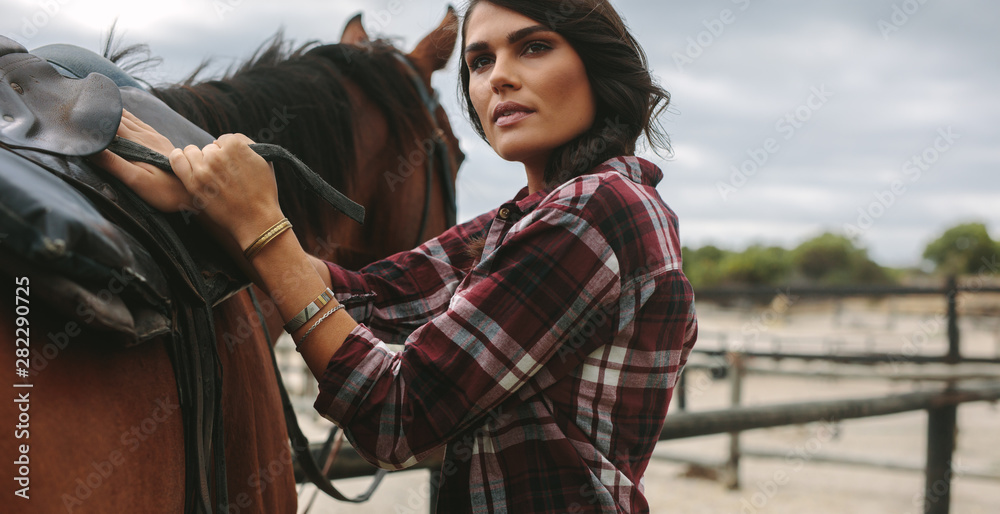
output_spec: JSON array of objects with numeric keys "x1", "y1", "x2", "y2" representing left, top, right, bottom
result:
[{"x1": 0, "y1": 9, "x2": 459, "y2": 513}]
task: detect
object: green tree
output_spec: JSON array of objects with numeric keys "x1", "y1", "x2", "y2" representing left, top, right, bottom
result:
[
  {"x1": 682, "y1": 245, "x2": 729, "y2": 288},
  {"x1": 792, "y1": 232, "x2": 892, "y2": 285},
  {"x1": 717, "y1": 245, "x2": 792, "y2": 285},
  {"x1": 923, "y1": 222, "x2": 997, "y2": 275}
]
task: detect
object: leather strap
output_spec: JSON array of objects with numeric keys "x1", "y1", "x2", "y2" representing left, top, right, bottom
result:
[
  {"x1": 107, "y1": 137, "x2": 366, "y2": 225},
  {"x1": 390, "y1": 54, "x2": 457, "y2": 245}
]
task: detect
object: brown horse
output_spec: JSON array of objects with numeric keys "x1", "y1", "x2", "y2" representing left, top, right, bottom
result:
[
  {"x1": 152, "y1": 13, "x2": 464, "y2": 270},
  {"x1": 0, "y1": 10, "x2": 460, "y2": 513}
]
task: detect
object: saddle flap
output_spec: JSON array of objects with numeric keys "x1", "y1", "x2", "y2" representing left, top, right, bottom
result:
[{"x1": 0, "y1": 35, "x2": 122, "y2": 156}]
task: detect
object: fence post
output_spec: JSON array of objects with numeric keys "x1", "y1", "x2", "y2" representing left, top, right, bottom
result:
[
  {"x1": 946, "y1": 276, "x2": 960, "y2": 364},
  {"x1": 429, "y1": 470, "x2": 438, "y2": 514},
  {"x1": 924, "y1": 402, "x2": 957, "y2": 514},
  {"x1": 725, "y1": 351, "x2": 744, "y2": 490},
  {"x1": 677, "y1": 370, "x2": 687, "y2": 411}
]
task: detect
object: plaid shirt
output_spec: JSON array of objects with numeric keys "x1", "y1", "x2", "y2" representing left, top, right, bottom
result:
[{"x1": 315, "y1": 156, "x2": 697, "y2": 513}]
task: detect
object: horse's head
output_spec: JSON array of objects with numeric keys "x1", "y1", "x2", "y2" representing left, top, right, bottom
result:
[
  {"x1": 340, "y1": 8, "x2": 465, "y2": 185},
  {"x1": 152, "y1": 9, "x2": 465, "y2": 269},
  {"x1": 318, "y1": 8, "x2": 465, "y2": 268}
]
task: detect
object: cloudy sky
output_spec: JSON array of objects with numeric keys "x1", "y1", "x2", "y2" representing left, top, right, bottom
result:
[{"x1": 4, "y1": 0, "x2": 997, "y2": 266}]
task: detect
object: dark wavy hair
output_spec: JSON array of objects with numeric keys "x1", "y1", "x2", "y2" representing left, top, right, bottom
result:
[{"x1": 459, "y1": 0, "x2": 671, "y2": 187}]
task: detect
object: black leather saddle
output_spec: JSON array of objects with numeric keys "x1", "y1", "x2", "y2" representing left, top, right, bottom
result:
[
  {"x1": 0, "y1": 34, "x2": 240, "y2": 339},
  {"x1": 0, "y1": 34, "x2": 240, "y2": 513},
  {"x1": 0, "y1": 35, "x2": 361, "y2": 513}
]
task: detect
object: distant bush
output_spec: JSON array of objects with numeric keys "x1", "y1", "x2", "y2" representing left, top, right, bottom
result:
[
  {"x1": 923, "y1": 222, "x2": 998, "y2": 276},
  {"x1": 717, "y1": 245, "x2": 791, "y2": 286},
  {"x1": 683, "y1": 232, "x2": 892, "y2": 288},
  {"x1": 792, "y1": 233, "x2": 892, "y2": 285},
  {"x1": 681, "y1": 245, "x2": 727, "y2": 287}
]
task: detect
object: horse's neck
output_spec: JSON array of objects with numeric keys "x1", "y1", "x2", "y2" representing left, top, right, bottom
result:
[
  {"x1": 152, "y1": 56, "x2": 452, "y2": 268},
  {"x1": 152, "y1": 66, "x2": 363, "y2": 244}
]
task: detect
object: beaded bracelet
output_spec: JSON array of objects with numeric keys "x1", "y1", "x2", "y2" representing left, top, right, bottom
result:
[{"x1": 296, "y1": 304, "x2": 346, "y2": 350}]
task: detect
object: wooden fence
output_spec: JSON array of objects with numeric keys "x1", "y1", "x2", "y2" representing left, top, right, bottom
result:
[{"x1": 291, "y1": 279, "x2": 1000, "y2": 513}]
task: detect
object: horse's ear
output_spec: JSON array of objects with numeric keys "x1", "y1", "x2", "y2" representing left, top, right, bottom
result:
[
  {"x1": 341, "y1": 13, "x2": 370, "y2": 45},
  {"x1": 408, "y1": 6, "x2": 459, "y2": 78}
]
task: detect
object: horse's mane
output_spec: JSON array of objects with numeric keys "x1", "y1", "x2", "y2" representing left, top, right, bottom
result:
[{"x1": 109, "y1": 32, "x2": 436, "y2": 236}]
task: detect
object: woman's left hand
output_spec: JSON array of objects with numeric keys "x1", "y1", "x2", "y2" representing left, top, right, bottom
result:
[{"x1": 92, "y1": 109, "x2": 195, "y2": 213}]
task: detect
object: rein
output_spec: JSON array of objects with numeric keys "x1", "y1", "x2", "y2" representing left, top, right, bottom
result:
[{"x1": 266, "y1": 52, "x2": 461, "y2": 509}]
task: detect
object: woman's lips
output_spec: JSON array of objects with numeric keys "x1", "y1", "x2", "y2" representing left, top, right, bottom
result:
[
  {"x1": 493, "y1": 101, "x2": 535, "y2": 127},
  {"x1": 495, "y1": 110, "x2": 535, "y2": 127}
]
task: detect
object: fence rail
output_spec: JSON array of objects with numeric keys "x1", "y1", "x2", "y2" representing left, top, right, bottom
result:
[{"x1": 660, "y1": 383, "x2": 1000, "y2": 440}]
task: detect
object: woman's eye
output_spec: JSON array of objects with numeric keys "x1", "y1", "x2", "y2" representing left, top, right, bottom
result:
[
  {"x1": 469, "y1": 56, "x2": 493, "y2": 71},
  {"x1": 524, "y1": 42, "x2": 552, "y2": 55}
]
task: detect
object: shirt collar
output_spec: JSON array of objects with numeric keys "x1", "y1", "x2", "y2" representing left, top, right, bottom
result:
[
  {"x1": 499, "y1": 156, "x2": 664, "y2": 218},
  {"x1": 596, "y1": 156, "x2": 663, "y2": 187}
]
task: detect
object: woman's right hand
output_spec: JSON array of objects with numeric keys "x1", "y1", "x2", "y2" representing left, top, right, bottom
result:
[{"x1": 91, "y1": 109, "x2": 196, "y2": 213}]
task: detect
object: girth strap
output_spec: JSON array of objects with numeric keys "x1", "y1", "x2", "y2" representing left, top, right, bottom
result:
[{"x1": 108, "y1": 137, "x2": 366, "y2": 225}]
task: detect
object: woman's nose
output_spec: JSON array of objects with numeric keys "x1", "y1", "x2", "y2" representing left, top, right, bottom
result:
[{"x1": 489, "y1": 54, "x2": 521, "y2": 93}]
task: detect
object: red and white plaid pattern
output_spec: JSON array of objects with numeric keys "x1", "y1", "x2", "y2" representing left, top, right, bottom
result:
[{"x1": 315, "y1": 157, "x2": 697, "y2": 513}]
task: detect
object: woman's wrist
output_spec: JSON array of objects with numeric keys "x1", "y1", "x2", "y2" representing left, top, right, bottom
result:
[
  {"x1": 233, "y1": 211, "x2": 289, "y2": 253},
  {"x1": 195, "y1": 207, "x2": 286, "y2": 255}
]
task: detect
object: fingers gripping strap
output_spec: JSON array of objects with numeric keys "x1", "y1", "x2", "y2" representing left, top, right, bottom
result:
[{"x1": 107, "y1": 137, "x2": 366, "y2": 225}]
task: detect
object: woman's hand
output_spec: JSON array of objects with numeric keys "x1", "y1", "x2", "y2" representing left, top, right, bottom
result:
[
  {"x1": 94, "y1": 109, "x2": 284, "y2": 252},
  {"x1": 91, "y1": 109, "x2": 194, "y2": 213},
  {"x1": 169, "y1": 133, "x2": 284, "y2": 250}
]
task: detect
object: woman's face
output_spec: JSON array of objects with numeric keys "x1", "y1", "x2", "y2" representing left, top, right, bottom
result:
[{"x1": 464, "y1": 2, "x2": 596, "y2": 171}]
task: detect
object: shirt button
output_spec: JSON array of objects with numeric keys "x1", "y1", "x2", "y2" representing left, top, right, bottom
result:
[{"x1": 498, "y1": 208, "x2": 511, "y2": 220}]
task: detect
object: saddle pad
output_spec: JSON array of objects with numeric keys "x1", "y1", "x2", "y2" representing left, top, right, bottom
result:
[{"x1": 0, "y1": 35, "x2": 122, "y2": 156}]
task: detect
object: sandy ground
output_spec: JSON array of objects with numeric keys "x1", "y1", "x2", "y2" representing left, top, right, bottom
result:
[{"x1": 278, "y1": 295, "x2": 1000, "y2": 513}]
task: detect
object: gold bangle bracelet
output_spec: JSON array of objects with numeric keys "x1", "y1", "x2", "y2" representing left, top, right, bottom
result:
[{"x1": 243, "y1": 218, "x2": 292, "y2": 261}]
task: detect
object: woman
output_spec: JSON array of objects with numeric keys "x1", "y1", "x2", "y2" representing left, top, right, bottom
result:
[{"x1": 98, "y1": 0, "x2": 697, "y2": 511}]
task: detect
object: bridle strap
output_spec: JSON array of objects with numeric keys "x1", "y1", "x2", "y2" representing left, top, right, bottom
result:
[{"x1": 391, "y1": 53, "x2": 457, "y2": 247}]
